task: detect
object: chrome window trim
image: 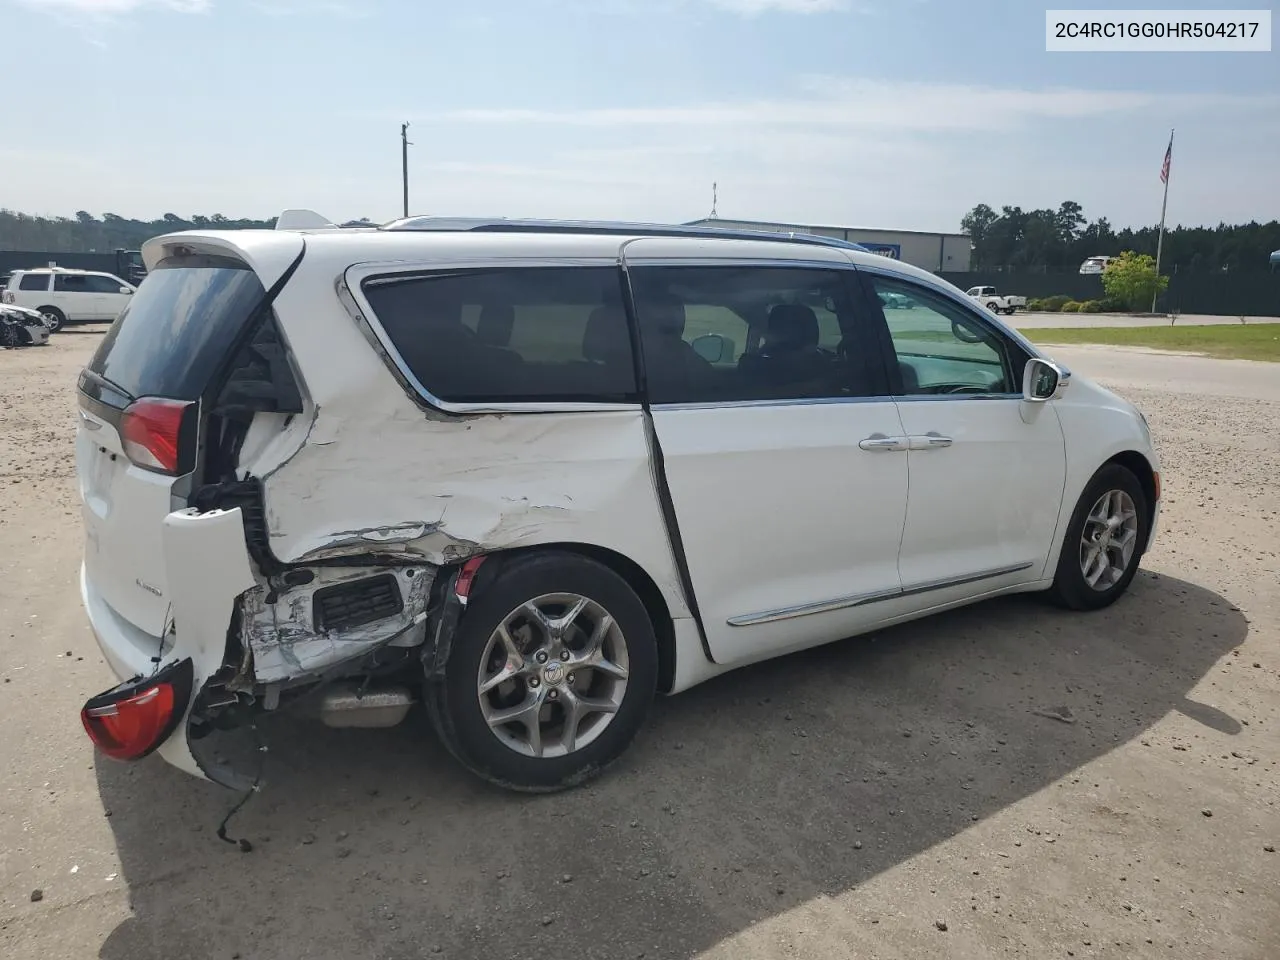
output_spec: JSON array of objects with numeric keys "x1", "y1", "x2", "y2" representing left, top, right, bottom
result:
[
  {"x1": 341, "y1": 258, "x2": 644, "y2": 415},
  {"x1": 651, "y1": 394, "x2": 896, "y2": 412},
  {"x1": 726, "y1": 561, "x2": 1034, "y2": 627},
  {"x1": 619, "y1": 256, "x2": 858, "y2": 271}
]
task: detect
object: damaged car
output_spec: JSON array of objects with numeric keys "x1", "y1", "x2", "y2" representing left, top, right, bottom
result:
[
  {"x1": 1, "y1": 302, "x2": 53, "y2": 347},
  {"x1": 75, "y1": 213, "x2": 1161, "y2": 793}
]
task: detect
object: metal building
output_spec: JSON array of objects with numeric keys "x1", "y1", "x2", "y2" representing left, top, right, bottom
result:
[{"x1": 683, "y1": 217, "x2": 972, "y2": 272}]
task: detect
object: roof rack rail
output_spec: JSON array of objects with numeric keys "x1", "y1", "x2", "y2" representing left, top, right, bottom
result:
[{"x1": 379, "y1": 217, "x2": 871, "y2": 253}]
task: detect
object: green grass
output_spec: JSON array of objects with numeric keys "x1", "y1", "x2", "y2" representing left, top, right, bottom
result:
[{"x1": 1025, "y1": 323, "x2": 1280, "y2": 362}]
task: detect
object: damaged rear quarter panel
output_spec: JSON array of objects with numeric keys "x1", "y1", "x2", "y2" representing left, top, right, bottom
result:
[
  {"x1": 260, "y1": 407, "x2": 687, "y2": 610},
  {"x1": 244, "y1": 242, "x2": 691, "y2": 626}
]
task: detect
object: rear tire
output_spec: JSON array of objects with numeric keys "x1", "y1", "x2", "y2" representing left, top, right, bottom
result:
[
  {"x1": 425, "y1": 551, "x2": 659, "y2": 793},
  {"x1": 1047, "y1": 463, "x2": 1149, "y2": 611},
  {"x1": 38, "y1": 306, "x2": 65, "y2": 332}
]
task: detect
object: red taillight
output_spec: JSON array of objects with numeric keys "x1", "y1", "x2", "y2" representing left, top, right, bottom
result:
[
  {"x1": 121, "y1": 397, "x2": 192, "y2": 474},
  {"x1": 81, "y1": 659, "x2": 193, "y2": 761},
  {"x1": 82, "y1": 685, "x2": 177, "y2": 760}
]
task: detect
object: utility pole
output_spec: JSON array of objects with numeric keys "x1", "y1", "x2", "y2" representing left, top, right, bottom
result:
[{"x1": 401, "y1": 122, "x2": 412, "y2": 218}]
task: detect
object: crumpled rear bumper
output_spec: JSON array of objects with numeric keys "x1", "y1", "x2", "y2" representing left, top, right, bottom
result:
[{"x1": 81, "y1": 506, "x2": 257, "y2": 782}]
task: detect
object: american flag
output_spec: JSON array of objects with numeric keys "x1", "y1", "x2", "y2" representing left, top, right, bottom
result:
[{"x1": 1160, "y1": 136, "x2": 1172, "y2": 184}]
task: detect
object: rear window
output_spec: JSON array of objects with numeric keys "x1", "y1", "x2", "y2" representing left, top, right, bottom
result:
[
  {"x1": 19, "y1": 273, "x2": 50, "y2": 291},
  {"x1": 88, "y1": 256, "x2": 267, "y2": 401},
  {"x1": 361, "y1": 266, "x2": 637, "y2": 403}
]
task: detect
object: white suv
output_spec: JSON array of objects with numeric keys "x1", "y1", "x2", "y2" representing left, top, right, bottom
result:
[
  {"x1": 74, "y1": 214, "x2": 1160, "y2": 793},
  {"x1": 2, "y1": 267, "x2": 136, "y2": 331}
]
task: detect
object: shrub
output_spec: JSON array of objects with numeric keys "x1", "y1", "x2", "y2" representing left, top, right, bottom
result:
[
  {"x1": 1026, "y1": 297, "x2": 1046, "y2": 311},
  {"x1": 1043, "y1": 295, "x2": 1072, "y2": 312},
  {"x1": 1102, "y1": 251, "x2": 1169, "y2": 311},
  {"x1": 1098, "y1": 297, "x2": 1124, "y2": 312},
  {"x1": 1061, "y1": 301, "x2": 1082, "y2": 313},
  {"x1": 1080, "y1": 300, "x2": 1105, "y2": 313}
]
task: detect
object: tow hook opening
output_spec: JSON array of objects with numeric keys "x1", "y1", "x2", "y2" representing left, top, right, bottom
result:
[{"x1": 81, "y1": 658, "x2": 195, "y2": 762}]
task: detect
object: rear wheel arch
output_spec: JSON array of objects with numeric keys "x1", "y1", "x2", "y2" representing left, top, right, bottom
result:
[{"x1": 446, "y1": 543, "x2": 678, "y2": 694}]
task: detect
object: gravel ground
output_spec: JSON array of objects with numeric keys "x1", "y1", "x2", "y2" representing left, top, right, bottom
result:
[{"x1": 1, "y1": 330, "x2": 1277, "y2": 960}]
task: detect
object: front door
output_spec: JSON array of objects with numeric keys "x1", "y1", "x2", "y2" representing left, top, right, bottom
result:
[
  {"x1": 859, "y1": 271, "x2": 1066, "y2": 605},
  {"x1": 623, "y1": 240, "x2": 909, "y2": 668}
]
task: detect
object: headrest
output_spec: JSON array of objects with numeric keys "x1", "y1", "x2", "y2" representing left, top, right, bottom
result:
[
  {"x1": 766, "y1": 304, "x2": 819, "y2": 349},
  {"x1": 584, "y1": 306, "x2": 627, "y2": 361},
  {"x1": 476, "y1": 303, "x2": 515, "y2": 346}
]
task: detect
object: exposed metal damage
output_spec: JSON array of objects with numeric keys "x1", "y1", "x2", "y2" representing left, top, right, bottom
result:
[{"x1": 240, "y1": 563, "x2": 436, "y2": 684}]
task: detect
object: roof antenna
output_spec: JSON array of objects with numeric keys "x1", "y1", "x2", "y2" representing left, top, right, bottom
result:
[{"x1": 708, "y1": 182, "x2": 718, "y2": 219}]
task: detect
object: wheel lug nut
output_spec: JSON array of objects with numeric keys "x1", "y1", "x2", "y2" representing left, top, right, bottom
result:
[
  {"x1": 536, "y1": 651, "x2": 548, "y2": 664},
  {"x1": 560, "y1": 651, "x2": 570, "y2": 662},
  {"x1": 529, "y1": 677, "x2": 540, "y2": 688},
  {"x1": 548, "y1": 689, "x2": 559, "y2": 700},
  {"x1": 567, "y1": 674, "x2": 575, "y2": 684}
]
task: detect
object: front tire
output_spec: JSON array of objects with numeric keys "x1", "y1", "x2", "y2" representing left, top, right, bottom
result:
[
  {"x1": 1047, "y1": 463, "x2": 1149, "y2": 610},
  {"x1": 425, "y1": 551, "x2": 659, "y2": 792},
  {"x1": 38, "y1": 306, "x2": 65, "y2": 332}
]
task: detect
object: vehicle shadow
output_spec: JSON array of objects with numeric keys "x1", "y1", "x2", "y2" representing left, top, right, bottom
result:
[{"x1": 95, "y1": 571, "x2": 1245, "y2": 960}]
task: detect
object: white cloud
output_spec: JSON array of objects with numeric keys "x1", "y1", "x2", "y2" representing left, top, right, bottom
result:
[
  {"x1": 411, "y1": 81, "x2": 1269, "y2": 135},
  {"x1": 703, "y1": 0, "x2": 849, "y2": 13},
  {"x1": 17, "y1": 0, "x2": 207, "y2": 12}
]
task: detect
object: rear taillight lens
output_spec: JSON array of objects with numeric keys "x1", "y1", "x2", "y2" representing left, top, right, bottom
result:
[
  {"x1": 81, "y1": 659, "x2": 194, "y2": 761},
  {"x1": 121, "y1": 397, "x2": 193, "y2": 474}
]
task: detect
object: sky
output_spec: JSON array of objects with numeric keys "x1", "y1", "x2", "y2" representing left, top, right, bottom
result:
[{"x1": 2, "y1": 0, "x2": 1277, "y2": 232}]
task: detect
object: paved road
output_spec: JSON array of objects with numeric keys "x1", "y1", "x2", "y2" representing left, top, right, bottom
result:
[
  {"x1": 1041, "y1": 344, "x2": 1280, "y2": 402},
  {"x1": 2, "y1": 332, "x2": 1277, "y2": 960}
]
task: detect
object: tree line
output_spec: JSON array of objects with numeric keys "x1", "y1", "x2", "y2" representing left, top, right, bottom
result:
[
  {"x1": 962, "y1": 202, "x2": 1280, "y2": 273},
  {"x1": 0, "y1": 210, "x2": 279, "y2": 253},
  {"x1": 0, "y1": 210, "x2": 382, "y2": 253},
  {"x1": 3, "y1": 205, "x2": 1277, "y2": 274}
]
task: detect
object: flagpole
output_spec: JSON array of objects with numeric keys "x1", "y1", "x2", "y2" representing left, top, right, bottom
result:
[{"x1": 1152, "y1": 128, "x2": 1173, "y2": 314}]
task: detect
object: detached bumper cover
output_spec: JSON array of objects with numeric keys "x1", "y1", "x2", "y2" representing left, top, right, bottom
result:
[{"x1": 81, "y1": 507, "x2": 257, "y2": 781}]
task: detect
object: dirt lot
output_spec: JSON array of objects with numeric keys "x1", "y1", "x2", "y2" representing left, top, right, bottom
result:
[{"x1": 1, "y1": 329, "x2": 1277, "y2": 960}]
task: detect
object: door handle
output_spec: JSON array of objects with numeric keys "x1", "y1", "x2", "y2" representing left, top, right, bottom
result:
[
  {"x1": 908, "y1": 433, "x2": 953, "y2": 450},
  {"x1": 859, "y1": 434, "x2": 909, "y2": 452}
]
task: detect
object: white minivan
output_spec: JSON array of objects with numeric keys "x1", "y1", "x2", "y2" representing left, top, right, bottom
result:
[
  {"x1": 3, "y1": 267, "x2": 136, "y2": 331},
  {"x1": 75, "y1": 215, "x2": 1160, "y2": 793}
]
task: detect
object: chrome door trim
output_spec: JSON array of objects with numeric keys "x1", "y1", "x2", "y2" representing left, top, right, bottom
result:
[
  {"x1": 726, "y1": 587, "x2": 904, "y2": 627},
  {"x1": 726, "y1": 561, "x2": 1035, "y2": 627},
  {"x1": 898, "y1": 561, "x2": 1034, "y2": 598}
]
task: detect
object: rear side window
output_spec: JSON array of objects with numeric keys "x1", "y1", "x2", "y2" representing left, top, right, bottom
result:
[
  {"x1": 361, "y1": 267, "x2": 636, "y2": 403},
  {"x1": 19, "y1": 273, "x2": 50, "y2": 291},
  {"x1": 88, "y1": 256, "x2": 268, "y2": 401},
  {"x1": 54, "y1": 274, "x2": 93, "y2": 293}
]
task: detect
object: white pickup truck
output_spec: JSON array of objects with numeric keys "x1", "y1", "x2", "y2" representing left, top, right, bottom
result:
[{"x1": 965, "y1": 285, "x2": 1026, "y2": 315}]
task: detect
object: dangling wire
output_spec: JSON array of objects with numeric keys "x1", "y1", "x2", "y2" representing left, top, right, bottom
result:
[{"x1": 215, "y1": 721, "x2": 267, "y2": 853}]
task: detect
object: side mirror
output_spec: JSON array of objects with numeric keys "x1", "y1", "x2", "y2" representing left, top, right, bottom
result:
[
  {"x1": 951, "y1": 317, "x2": 986, "y2": 344},
  {"x1": 691, "y1": 333, "x2": 733, "y2": 364},
  {"x1": 1023, "y1": 358, "x2": 1062, "y2": 402},
  {"x1": 120, "y1": 286, "x2": 133, "y2": 295}
]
